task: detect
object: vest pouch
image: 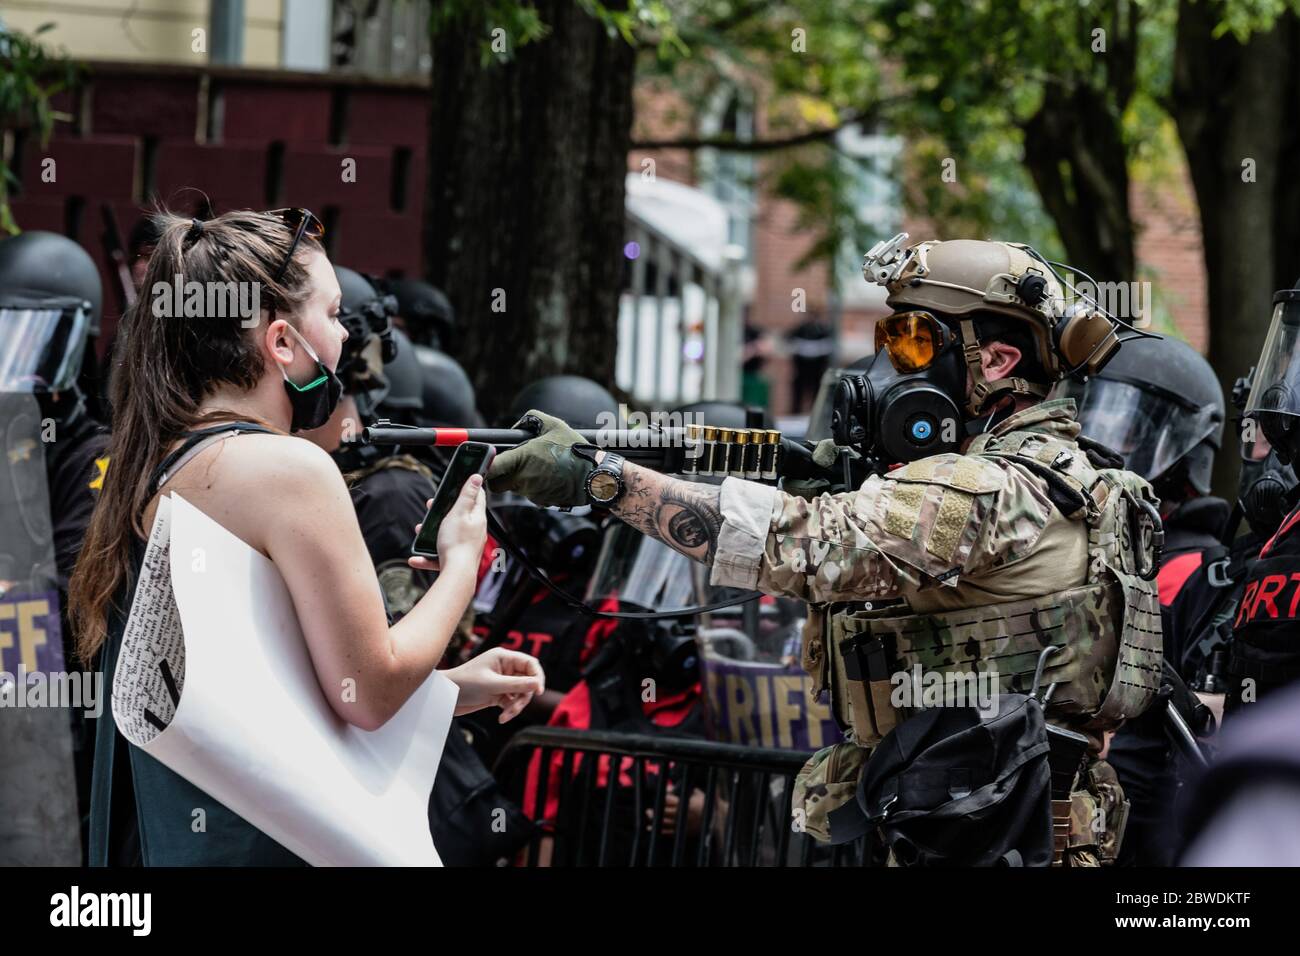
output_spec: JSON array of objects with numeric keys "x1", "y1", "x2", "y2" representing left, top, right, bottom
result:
[
  {"x1": 1063, "y1": 757, "x2": 1129, "y2": 867},
  {"x1": 792, "y1": 742, "x2": 870, "y2": 844},
  {"x1": 831, "y1": 608, "x2": 903, "y2": 747},
  {"x1": 868, "y1": 584, "x2": 1122, "y2": 725}
]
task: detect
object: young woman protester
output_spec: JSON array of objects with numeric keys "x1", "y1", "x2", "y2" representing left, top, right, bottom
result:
[{"x1": 69, "y1": 208, "x2": 544, "y2": 866}]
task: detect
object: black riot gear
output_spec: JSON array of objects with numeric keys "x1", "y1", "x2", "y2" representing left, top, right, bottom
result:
[
  {"x1": 376, "y1": 328, "x2": 424, "y2": 419},
  {"x1": 1056, "y1": 333, "x2": 1225, "y2": 498},
  {"x1": 0, "y1": 232, "x2": 110, "y2": 863},
  {"x1": 1233, "y1": 366, "x2": 1299, "y2": 536},
  {"x1": 415, "y1": 345, "x2": 481, "y2": 426},
  {"x1": 0, "y1": 231, "x2": 105, "y2": 428},
  {"x1": 383, "y1": 277, "x2": 456, "y2": 349},
  {"x1": 332, "y1": 265, "x2": 398, "y2": 417},
  {"x1": 506, "y1": 375, "x2": 618, "y2": 430},
  {"x1": 1244, "y1": 286, "x2": 1300, "y2": 465},
  {"x1": 0, "y1": 230, "x2": 103, "y2": 335}
]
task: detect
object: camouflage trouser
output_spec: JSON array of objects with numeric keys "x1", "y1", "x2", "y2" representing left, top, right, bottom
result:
[{"x1": 1059, "y1": 757, "x2": 1129, "y2": 866}]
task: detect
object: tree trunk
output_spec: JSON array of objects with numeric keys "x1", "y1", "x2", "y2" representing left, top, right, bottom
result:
[
  {"x1": 424, "y1": 2, "x2": 636, "y2": 424},
  {"x1": 1171, "y1": 0, "x2": 1298, "y2": 497},
  {"x1": 1021, "y1": 81, "x2": 1135, "y2": 286}
]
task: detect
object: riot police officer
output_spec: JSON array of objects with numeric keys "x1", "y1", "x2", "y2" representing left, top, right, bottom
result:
[
  {"x1": 488, "y1": 235, "x2": 1164, "y2": 866},
  {"x1": 1116, "y1": 367, "x2": 1297, "y2": 865},
  {"x1": 1062, "y1": 334, "x2": 1228, "y2": 865},
  {"x1": 1176, "y1": 283, "x2": 1300, "y2": 865},
  {"x1": 382, "y1": 276, "x2": 457, "y2": 350},
  {"x1": 1056, "y1": 333, "x2": 1227, "y2": 607},
  {"x1": 0, "y1": 230, "x2": 110, "y2": 864},
  {"x1": 1227, "y1": 281, "x2": 1300, "y2": 708}
]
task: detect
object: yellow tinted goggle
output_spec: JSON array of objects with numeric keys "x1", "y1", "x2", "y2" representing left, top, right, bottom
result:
[{"x1": 874, "y1": 310, "x2": 951, "y2": 373}]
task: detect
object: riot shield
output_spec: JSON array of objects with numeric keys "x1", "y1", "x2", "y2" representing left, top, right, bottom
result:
[{"x1": 0, "y1": 391, "x2": 82, "y2": 864}]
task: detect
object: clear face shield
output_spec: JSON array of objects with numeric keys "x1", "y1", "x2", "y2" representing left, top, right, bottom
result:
[
  {"x1": 1245, "y1": 294, "x2": 1300, "y2": 461},
  {"x1": 584, "y1": 521, "x2": 699, "y2": 611},
  {"x1": 1054, "y1": 375, "x2": 1219, "y2": 483},
  {"x1": 0, "y1": 298, "x2": 91, "y2": 394}
]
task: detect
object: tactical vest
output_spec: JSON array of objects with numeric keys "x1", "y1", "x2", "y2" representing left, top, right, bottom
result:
[
  {"x1": 1229, "y1": 503, "x2": 1300, "y2": 705},
  {"x1": 821, "y1": 427, "x2": 1164, "y2": 749}
]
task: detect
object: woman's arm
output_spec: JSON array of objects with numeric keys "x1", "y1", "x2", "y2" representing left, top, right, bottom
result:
[{"x1": 252, "y1": 439, "x2": 494, "y2": 730}]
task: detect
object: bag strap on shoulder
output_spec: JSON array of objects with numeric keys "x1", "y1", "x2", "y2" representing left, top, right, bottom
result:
[{"x1": 150, "y1": 421, "x2": 275, "y2": 494}]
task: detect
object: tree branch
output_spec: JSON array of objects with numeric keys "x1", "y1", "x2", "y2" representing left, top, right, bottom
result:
[{"x1": 631, "y1": 107, "x2": 883, "y2": 152}]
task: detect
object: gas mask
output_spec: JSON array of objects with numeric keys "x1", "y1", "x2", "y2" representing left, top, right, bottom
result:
[
  {"x1": 1238, "y1": 423, "x2": 1298, "y2": 536},
  {"x1": 830, "y1": 311, "x2": 972, "y2": 464}
]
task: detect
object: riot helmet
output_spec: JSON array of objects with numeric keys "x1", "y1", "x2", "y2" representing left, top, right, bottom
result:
[
  {"x1": 1055, "y1": 334, "x2": 1225, "y2": 497},
  {"x1": 376, "y1": 327, "x2": 424, "y2": 420},
  {"x1": 385, "y1": 277, "x2": 455, "y2": 349},
  {"x1": 0, "y1": 231, "x2": 102, "y2": 396},
  {"x1": 1245, "y1": 286, "x2": 1300, "y2": 466},
  {"x1": 506, "y1": 375, "x2": 618, "y2": 430},
  {"x1": 415, "y1": 345, "x2": 481, "y2": 426}
]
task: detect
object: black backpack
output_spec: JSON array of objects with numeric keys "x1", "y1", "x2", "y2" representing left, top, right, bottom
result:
[{"x1": 836, "y1": 694, "x2": 1056, "y2": 866}]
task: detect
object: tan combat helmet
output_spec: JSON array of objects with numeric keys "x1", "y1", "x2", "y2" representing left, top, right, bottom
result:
[{"x1": 863, "y1": 234, "x2": 1120, "y2": 415}]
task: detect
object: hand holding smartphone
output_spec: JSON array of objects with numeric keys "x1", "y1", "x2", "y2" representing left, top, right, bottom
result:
[{"x1": 410, "y1": 442, "x2": 496, "y2": 560}]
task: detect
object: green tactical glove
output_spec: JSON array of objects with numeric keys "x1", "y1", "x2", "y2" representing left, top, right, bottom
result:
[
  {"x1": 487, "y1": 409, "x2": 597, "y2": 507},
  {"x1": 782, "y1": 439, "x2": 855, "y2": 500}
]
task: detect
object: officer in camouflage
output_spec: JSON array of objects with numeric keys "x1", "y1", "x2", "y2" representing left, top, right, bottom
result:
[{"x1": 489, "y1": 235, "x2": 1164, "y2": 865}]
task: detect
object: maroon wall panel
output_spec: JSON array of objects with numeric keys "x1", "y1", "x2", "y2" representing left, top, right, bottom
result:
[
  {"x1": 281, "y1": 144, "x2": 392, "y2": 209},
  {"x1": 220, "y1": 84, "x2": 333, "y2": 144},
  {"x1": 18, "y1": 135, "x2": 138, "y2": 200},
  {"x1": 345, "y1": 90, "x2": 428, "y2": 149},
  {"x1": 11, "y1": 68, "x2": 436, "y2": 293},
  {"x1": 153, "y1": 141, "x2": 267, "y2": 212},
  {"x1": 92, "y1": 75, "x2": 200, "y2": 140},
  {"x1": 331, "y1": 210, "x2": 422, "y2": 276}
]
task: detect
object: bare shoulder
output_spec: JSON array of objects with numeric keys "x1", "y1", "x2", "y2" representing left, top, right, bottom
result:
[
  {"x1": 192, "y1": 434, "x2": 338, "y2": 489},
  {"x1": 159, "y1": 433, "x2": 348, "y2": 553}
]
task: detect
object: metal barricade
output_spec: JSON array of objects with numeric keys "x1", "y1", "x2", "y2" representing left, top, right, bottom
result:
[{"x1": 494, "y1": 726, "x2": 868, "y2": 867}]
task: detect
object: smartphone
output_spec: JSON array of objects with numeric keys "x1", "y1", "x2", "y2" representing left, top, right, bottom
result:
[{"x1": 410, "y1": 441, "x2": 495, "y2": 559}]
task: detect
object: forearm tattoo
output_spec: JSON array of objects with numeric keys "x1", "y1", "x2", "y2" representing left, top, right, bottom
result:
[{"x1": 613, "y1": 463, "x2": 723, "y2": 564}]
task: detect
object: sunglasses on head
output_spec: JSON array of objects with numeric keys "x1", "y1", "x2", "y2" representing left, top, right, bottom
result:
[
  {"x1": 874, "y1": 310, "x2": 955, "y2": 373},
  {"x1": 265, "y1": 208, "x2": 325, "y2": 284}
]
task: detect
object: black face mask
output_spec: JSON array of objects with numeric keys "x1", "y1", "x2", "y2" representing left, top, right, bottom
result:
[
  {"x1": 280, "y1": 326, "x2": 344, "y2": 433},
  {"x1": 831, "y1": 343, "x2": 971, "y2": 465},
  {"x1": 1240, "y1": 451, "x2": 1298, "y2": 536}
]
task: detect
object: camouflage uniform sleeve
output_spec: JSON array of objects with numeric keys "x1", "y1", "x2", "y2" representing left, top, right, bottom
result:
[{"x1": 708, "y1": 454, "x2": 1056, "y2": 604}]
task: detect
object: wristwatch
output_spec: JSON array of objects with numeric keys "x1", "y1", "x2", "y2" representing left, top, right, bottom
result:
[{"x1": 585, "y1": 452, "x2": 626, "y2": 507}]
